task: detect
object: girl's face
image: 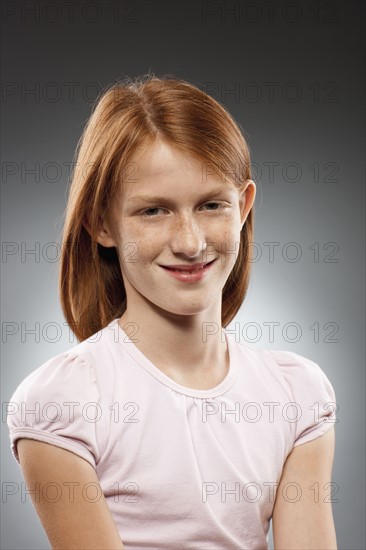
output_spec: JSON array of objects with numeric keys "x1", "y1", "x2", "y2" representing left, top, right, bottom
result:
[{"x1": 97, "y1": 140, "x2": 256, "y2": 319}]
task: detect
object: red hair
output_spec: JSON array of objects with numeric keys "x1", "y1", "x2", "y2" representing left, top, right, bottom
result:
[{"x1": 58, "y1": 73, "x2": 255, "y2": 341}]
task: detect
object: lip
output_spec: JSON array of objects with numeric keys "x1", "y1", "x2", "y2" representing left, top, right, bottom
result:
[
  {"x1": 159, "y1": 259, "x2": 217, "y2": 283},
  {"x1": 159, "y1": 260, "x2": 214, "y2": 271}
]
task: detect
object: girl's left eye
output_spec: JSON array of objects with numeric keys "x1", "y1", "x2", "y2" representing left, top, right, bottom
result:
[{"x1": 202, "y1": 202, "x2": 223, "y2": 211}]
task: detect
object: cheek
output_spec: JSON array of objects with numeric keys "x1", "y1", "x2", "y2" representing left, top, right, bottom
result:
[
  {"x1": 215, "y1": 222, "x2": 242, "y2": 266},
  {"x1": 118, "y1": 224, "x2": 158, "y2": 266}
]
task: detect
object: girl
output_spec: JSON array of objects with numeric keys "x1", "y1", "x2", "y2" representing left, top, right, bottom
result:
[{"x1": 7, "y1": 74, "x2": 337, "y2": 550}]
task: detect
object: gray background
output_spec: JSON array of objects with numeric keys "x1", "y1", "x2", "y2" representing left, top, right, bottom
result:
[{"x1": 1, "y1": 0, "x2": 365, "y2": 549}]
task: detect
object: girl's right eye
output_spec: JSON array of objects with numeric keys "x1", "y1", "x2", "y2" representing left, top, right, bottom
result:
[{"x1": 140, "y1": 207, "x2": 165, "y2": 217}]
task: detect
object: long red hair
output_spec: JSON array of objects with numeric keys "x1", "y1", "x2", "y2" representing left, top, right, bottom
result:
[{"x1": 58, "y1": 73, "x2": 255, "y2": 341}]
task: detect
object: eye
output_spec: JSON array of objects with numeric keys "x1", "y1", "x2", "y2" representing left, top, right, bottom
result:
[
  {"x1": 201, "y1": 201, "x2": 225, "y2": 211},
  {"x1": 140, "y1": 207, "x2": 166, "y2": 217}
]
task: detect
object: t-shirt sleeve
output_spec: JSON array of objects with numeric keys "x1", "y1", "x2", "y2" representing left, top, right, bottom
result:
[
  {"x1": 6, "y1": 352, "x2": 105, "y2": 469},
  {"x1": 267, "y1": 349, "x2": 337, "y2": 448}
]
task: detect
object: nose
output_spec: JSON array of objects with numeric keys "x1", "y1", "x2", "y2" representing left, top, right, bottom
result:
[{"x1": 169, "y1": 212, "x2": 207, "y2": 259}]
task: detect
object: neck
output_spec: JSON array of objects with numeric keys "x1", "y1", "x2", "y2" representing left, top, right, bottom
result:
[{"x1": 117, "y1": 302, "x2": 228, "y2": 380}]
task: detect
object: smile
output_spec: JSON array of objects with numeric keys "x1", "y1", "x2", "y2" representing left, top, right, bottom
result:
[{"x1": 159, "y1": 259, "x2": 217, "y2": 282}]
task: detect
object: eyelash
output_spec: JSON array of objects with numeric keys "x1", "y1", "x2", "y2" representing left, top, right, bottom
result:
[{"x1": 140, "y1": 202, "x2": 226, "y2": 218}]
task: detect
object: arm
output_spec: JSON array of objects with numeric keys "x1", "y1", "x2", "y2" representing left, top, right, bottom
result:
[
  {"x1": 17, "y1": 438, "x2": 125, "y2": 550},
  {"x1": 272, "y1": 426, "x2": 337, "y2": 550}
]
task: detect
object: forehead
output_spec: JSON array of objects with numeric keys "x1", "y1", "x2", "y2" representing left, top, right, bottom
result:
[
  {"x1": 130, "y1": 141, "x2": 204, "y2": 181},
  {"x1": 118, "y1": 141, "x2": 236, "y2": 206},
  {"x1": 107, "y1": 141, "x2": 239, "y2": 225}
]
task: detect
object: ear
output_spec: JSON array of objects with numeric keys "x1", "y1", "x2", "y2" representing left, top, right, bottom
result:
[
  {"x1": 238, "y1": 179, "x2": 256, "y2": 227},
  {"x1": 95, "y1": 217, "x2": 118, "y2": 248}
]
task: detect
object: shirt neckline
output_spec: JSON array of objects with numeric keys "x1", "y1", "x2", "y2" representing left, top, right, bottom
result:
[{"x1": 107, "y1": 317, "x2": 240, "y2": 398}]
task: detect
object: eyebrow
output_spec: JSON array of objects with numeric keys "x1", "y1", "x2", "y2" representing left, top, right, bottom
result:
[{"x1": 126, "y1": 185, "x2": 234, "y2": 204}]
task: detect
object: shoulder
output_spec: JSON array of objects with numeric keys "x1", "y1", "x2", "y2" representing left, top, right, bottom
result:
[
  {"x1": 6, "y1": 320, "x2": 117, "y2": 422},
  {"x1": 6, "y1": 325, "x2": 116, "y2": 468},
  {"x1": 264, "y1": 348, "x2": 336, "y2": 402},
  {"x1": 233, "y1": 341, "x2": 336, "y2": 406},
  {"x1": 12, "y1": 319, "x2": 123, "y2": 396},
  {"x1": 7, "y1": 350, "x2": 96, "y2": 404},
  {"x1": 263, "y1": 348, "x2": 338, "y2": 448}
]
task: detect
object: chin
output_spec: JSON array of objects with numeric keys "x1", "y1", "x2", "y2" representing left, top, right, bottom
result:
[{"x1": 152, "y1": 300, "x2": 209, "y2": 318}]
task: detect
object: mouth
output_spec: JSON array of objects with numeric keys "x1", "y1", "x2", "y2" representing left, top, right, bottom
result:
[{"x1": 159, "y1": 259, "x2": 217, "y2": 274}]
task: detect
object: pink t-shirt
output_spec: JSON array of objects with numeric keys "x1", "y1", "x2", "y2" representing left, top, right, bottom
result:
[{"x1": 7, "y1": 318, "x2": 337, "y2": 550}]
